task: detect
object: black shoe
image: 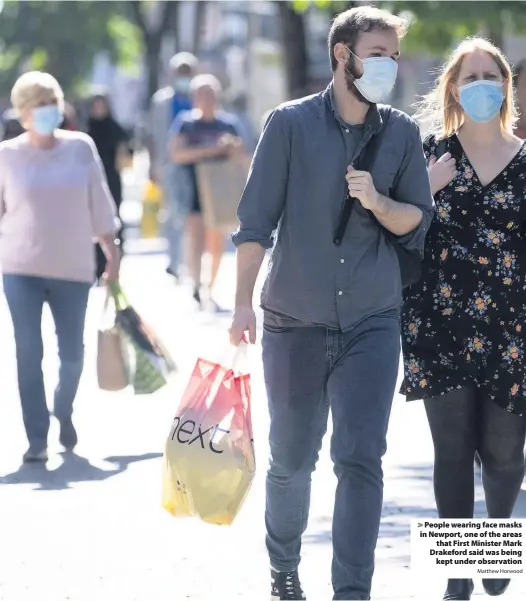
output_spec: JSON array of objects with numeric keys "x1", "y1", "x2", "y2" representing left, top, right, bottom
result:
[
  {"x1": 165, "y1": 267, "x2": 179, "y2": 282},
  {"x1": 444, "y1": 579, "x2": 474, "y2": 600},
  {"x1": 59, "y1": 418, "x2": 78, "y2": 450},
  {"x1": 23, "y1": 447, "x2": 48, "y2": 463},
  {"x1": 482, "y1": 579, "x2": 510, "y2": 596},
  {"x1": 271, "y1": 569, "x2": 306, "y2": 600},
  {"x1": 193, "y1": 287, "x2": 202, "y2": 307}
]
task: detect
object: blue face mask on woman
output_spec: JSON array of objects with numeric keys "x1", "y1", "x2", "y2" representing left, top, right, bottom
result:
[
  {"x1": 32, "y1": 105, "x2": 62, "y2": 135},
  {"x1": 459, "y1": 80, "x2": 504, "y2": 123}
]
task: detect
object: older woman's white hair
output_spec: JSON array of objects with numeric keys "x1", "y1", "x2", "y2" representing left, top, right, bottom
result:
[{"x1": 11, "y1": 71, "x2": 65, "y2": 114}]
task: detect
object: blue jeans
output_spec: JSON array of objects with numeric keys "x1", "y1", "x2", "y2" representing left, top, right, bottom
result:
[
  {"x1": 3, "y1": 275, "x2": 90, "y2": 450},
  {"x1": 163, "y1": 164, "x2": 191, "y2": 273},
  {"x1": 262, "y1": 313, "x2": 400, "y2": 600}
]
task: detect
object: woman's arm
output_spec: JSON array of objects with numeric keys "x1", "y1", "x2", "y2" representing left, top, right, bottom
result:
[
  {"x1": 170, "y1": 134, "x2": 228, "y2": 164},
  {"x1": 97, "y1": 232, "x2": 121, "y2": 281}
]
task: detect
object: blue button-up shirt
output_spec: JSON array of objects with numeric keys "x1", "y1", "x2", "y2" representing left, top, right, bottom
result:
[{"x1": 232, "y1": 84, "x2": 434, "y2": 331}]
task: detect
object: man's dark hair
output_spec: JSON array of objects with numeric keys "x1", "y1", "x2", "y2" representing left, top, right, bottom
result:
[
  {"x1": 513, "y1": 58, "x2": 526, "y2": 87},
  {"x1": 328, "y1": 5, "x2": 408, "y2": 71}
]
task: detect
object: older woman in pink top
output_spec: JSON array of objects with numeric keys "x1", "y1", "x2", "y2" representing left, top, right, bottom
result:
[{"x1": 0, "y1": 72, "x2": 120, "y2": 463}]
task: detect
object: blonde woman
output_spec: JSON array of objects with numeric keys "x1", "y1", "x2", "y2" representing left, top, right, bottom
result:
[
  {"x1": 514, "y1": 59, "x2": 526, "y2": 138},
  {"x1": 401, "y1": 39, "x2": 526, "y2": 600},
  {"x1": 0, "y1": 72, "x2": 120, "y2": 463}
]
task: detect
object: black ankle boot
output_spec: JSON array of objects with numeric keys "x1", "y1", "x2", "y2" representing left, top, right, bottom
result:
[
  {"x1": 482, "y1": 579, "x2": 510, "y2": 596},
  {"x1": 443, "y1": 579, "x2": 474, "y2": 600}
]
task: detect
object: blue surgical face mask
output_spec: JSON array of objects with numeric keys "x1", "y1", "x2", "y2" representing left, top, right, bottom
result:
[
  {"x1": 174, "y1": 76, "x2": 192, "y2": 94},
  {"x1": 32, "y1": 105, "x2": 62, "y2": 135},
  {"x1": 346, "y1": 48, "x2": 398, "y2": 104},
  {"x1": 459, "y1": 80, "x2": 503, "y2": 123}
]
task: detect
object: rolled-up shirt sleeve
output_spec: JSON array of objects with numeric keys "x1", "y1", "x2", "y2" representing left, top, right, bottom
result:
[
  {"x1": 87, "y1": 138, "x2": 120, "y2": 239},
  {"x1": 231, "y1": 108, "x2": 290, "y2": 249},
  {"x1": 391, "y1": 122, "x2": 435, "y2": 251}
]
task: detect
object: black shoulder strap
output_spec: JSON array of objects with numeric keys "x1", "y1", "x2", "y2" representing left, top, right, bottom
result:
[
  {"x1": 435, "y1": 138, "x2": 447, "y2": 159},
  {"x1": 333, "y1": 107, "x2": 392, "y2": 246},
  {"x1": 357, "y1": 107, "x2": 392, "y2": 172}
]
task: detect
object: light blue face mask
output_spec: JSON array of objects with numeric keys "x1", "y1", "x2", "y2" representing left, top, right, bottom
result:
[
  {"x1": 346, "y1": 48, "x2": 398, "y2": 104},
  {"x1": 459, "y1": 80, "x2": 504, "y2": 123},
  {"x1": 32, "y1": 105, "x2": 62, "y2": 135}
]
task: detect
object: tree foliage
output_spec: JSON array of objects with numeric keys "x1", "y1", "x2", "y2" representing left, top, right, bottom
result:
[
  {"x1": 0, "y1": 1, "x2": 136, "y2": 97},
  {"x1": 128, "y1": 0, "x2": 179, "y2": 106},
  {"x1": 291, "y1": 1, "x2": 526, "y2": 55},
  {"x1": 384, "y1": 1, "x2": 526, "y2": 55},
  {"x1": 0, "y1": 0, "x2": 187, "y2": 106}
]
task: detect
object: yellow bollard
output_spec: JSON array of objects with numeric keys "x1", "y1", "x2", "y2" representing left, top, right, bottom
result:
[{"x1": 141, "y1": 180, "x2": 163, "y2": 239}]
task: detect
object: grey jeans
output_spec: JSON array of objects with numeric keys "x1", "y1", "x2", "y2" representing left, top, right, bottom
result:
[
  {"x1": 3, "y1": 274, "x2": 90, "y2": 450},
  {"x1": 262, "y1": 312, "x2": 401, "y2": 600}
]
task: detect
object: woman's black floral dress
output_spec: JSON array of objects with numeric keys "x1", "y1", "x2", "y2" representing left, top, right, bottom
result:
[{"x1": 401, "y1": 134, "x2": 526, "y2": 417}]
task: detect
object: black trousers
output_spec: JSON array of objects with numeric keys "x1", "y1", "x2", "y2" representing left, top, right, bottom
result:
[
  {"x1": 95, "y1": 227, "x2": 123, "y2": 281},
  {"x1": 424, "y1": 388, "x2": 526, "y2": 519},
  {"x1": 95, "y1": 177, "x2": 122, "y2": 282}
]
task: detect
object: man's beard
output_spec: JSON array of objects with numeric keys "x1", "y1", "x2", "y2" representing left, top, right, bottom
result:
[{"x1": 344, "y1": 56, "x2": 371, "y2": 106}]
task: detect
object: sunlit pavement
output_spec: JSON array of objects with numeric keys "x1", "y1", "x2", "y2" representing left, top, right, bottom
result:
[{"x1": 0, "y1": 161, "x2": 524, "y2": 599}]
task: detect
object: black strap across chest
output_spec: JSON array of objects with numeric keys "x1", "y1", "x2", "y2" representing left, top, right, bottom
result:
[{"x1": 333, "y1": 107, "x2": 392, "y2": 246}]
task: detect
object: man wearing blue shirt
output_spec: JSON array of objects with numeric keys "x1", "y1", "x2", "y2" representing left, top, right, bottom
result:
[
  {"x1": 229, "y1": 6, "x2": 434, "y2": 601},
  {"x1": 150, "y1": 52, "x2": 197, "y2": 280}
]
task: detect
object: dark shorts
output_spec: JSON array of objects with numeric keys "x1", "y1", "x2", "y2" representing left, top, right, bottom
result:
[{"x1": 189, "y1": 166, "x2": 202, "y2": 214}]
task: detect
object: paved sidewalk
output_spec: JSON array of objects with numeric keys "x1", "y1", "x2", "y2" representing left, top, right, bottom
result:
[{"x1": 0, "y1": 253, "x2": 524, "y2": 601}]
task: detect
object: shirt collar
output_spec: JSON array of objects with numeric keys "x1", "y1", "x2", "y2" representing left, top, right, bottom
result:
[{"x1": 323, "y1": 81, "x2": 382, "y2": 133}]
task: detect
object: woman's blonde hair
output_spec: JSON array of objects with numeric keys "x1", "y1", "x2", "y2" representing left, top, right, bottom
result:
[
  {"x1": 10, "y1": 71, "x2": 64, "y2": 114},
  {"x1": 414, "y1": 37, "x2": 517, "y2": 140}
]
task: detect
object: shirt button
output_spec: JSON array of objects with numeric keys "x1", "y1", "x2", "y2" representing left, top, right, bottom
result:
[
  {"x1": 338, "y1": 290, "x2": 343, "y2": 296},
  {"x1": 345, "y1": 129, "x2": 349, "y2": 133},
  {"x1": 340, "y1": 258, "x2": 345, "y2": 263}
]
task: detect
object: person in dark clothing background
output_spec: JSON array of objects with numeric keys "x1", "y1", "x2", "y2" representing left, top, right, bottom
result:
[
  {"x1": 87, "y1": 93, "x2": 131, "y2": 281},
  {"x1": 1, "y1": 108, "x2": 25, "y2": 140}
]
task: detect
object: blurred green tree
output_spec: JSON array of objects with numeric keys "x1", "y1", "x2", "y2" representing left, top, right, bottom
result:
[
  {"x1": 0, "y1": 0, "x2": 181, "y2": 105},
  {"x1": 276, "y1": 1, "x2": 309, "y2": 99},
  {"x1": 278, "y1": 1, "x2": 357, "y2": 98},
  {"x1": 0, "y1": 1, "x2": 131, "y2": 98},
  {"x1": 292, "y1": 1, "x2": 526, "y2": 56},
  {"x1": 382, "y1": 1, "x2": 526, "y2": 55},
  {"x1": 128, "y1": 0, "x2": 179, "y2": 106},
  {"x1": 282, "y1": 1, "x2": 526, "y2": 98}
]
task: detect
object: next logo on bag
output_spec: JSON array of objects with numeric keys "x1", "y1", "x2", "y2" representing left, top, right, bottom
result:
[{"x1": 169, "y1": 416, "x2": 230, "y2": 454}]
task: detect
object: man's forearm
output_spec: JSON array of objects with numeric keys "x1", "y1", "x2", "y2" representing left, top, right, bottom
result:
[
  {"x1": 372, "y1": 195, "x2": 423, "y2": 236},
  {"x1": 235, "y1": 242, "x2": 266, "y2": 307}
]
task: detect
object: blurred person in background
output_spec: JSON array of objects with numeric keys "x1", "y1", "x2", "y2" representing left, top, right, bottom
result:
[
  {"x1": 514, "y1": 59, "x2": 526, "y2": 138},
  {"x1": 1, "y1": 108, "x2": 25, "y2": 140},
  {"x1": 170, "y1": 74, "x2": 246, "y2": 310},
  {"x1": 1, "y1": 101, "x2": 76, "y2": 140},
  {"x1": 0, "y1": 72, "x2": 120, "y2": 463},
  {"x1": 88, "y1": 92, "x2": 132, "y2": 281},
  {"x1": 404, "y1": 39, "x2": 526, "y2": 601},
  {"x1": 61, "y1": 101, "x2": 77, "y2": 131},
  {"x1": 150, "y1": 52, "x2": 198, "y2": 280}
]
